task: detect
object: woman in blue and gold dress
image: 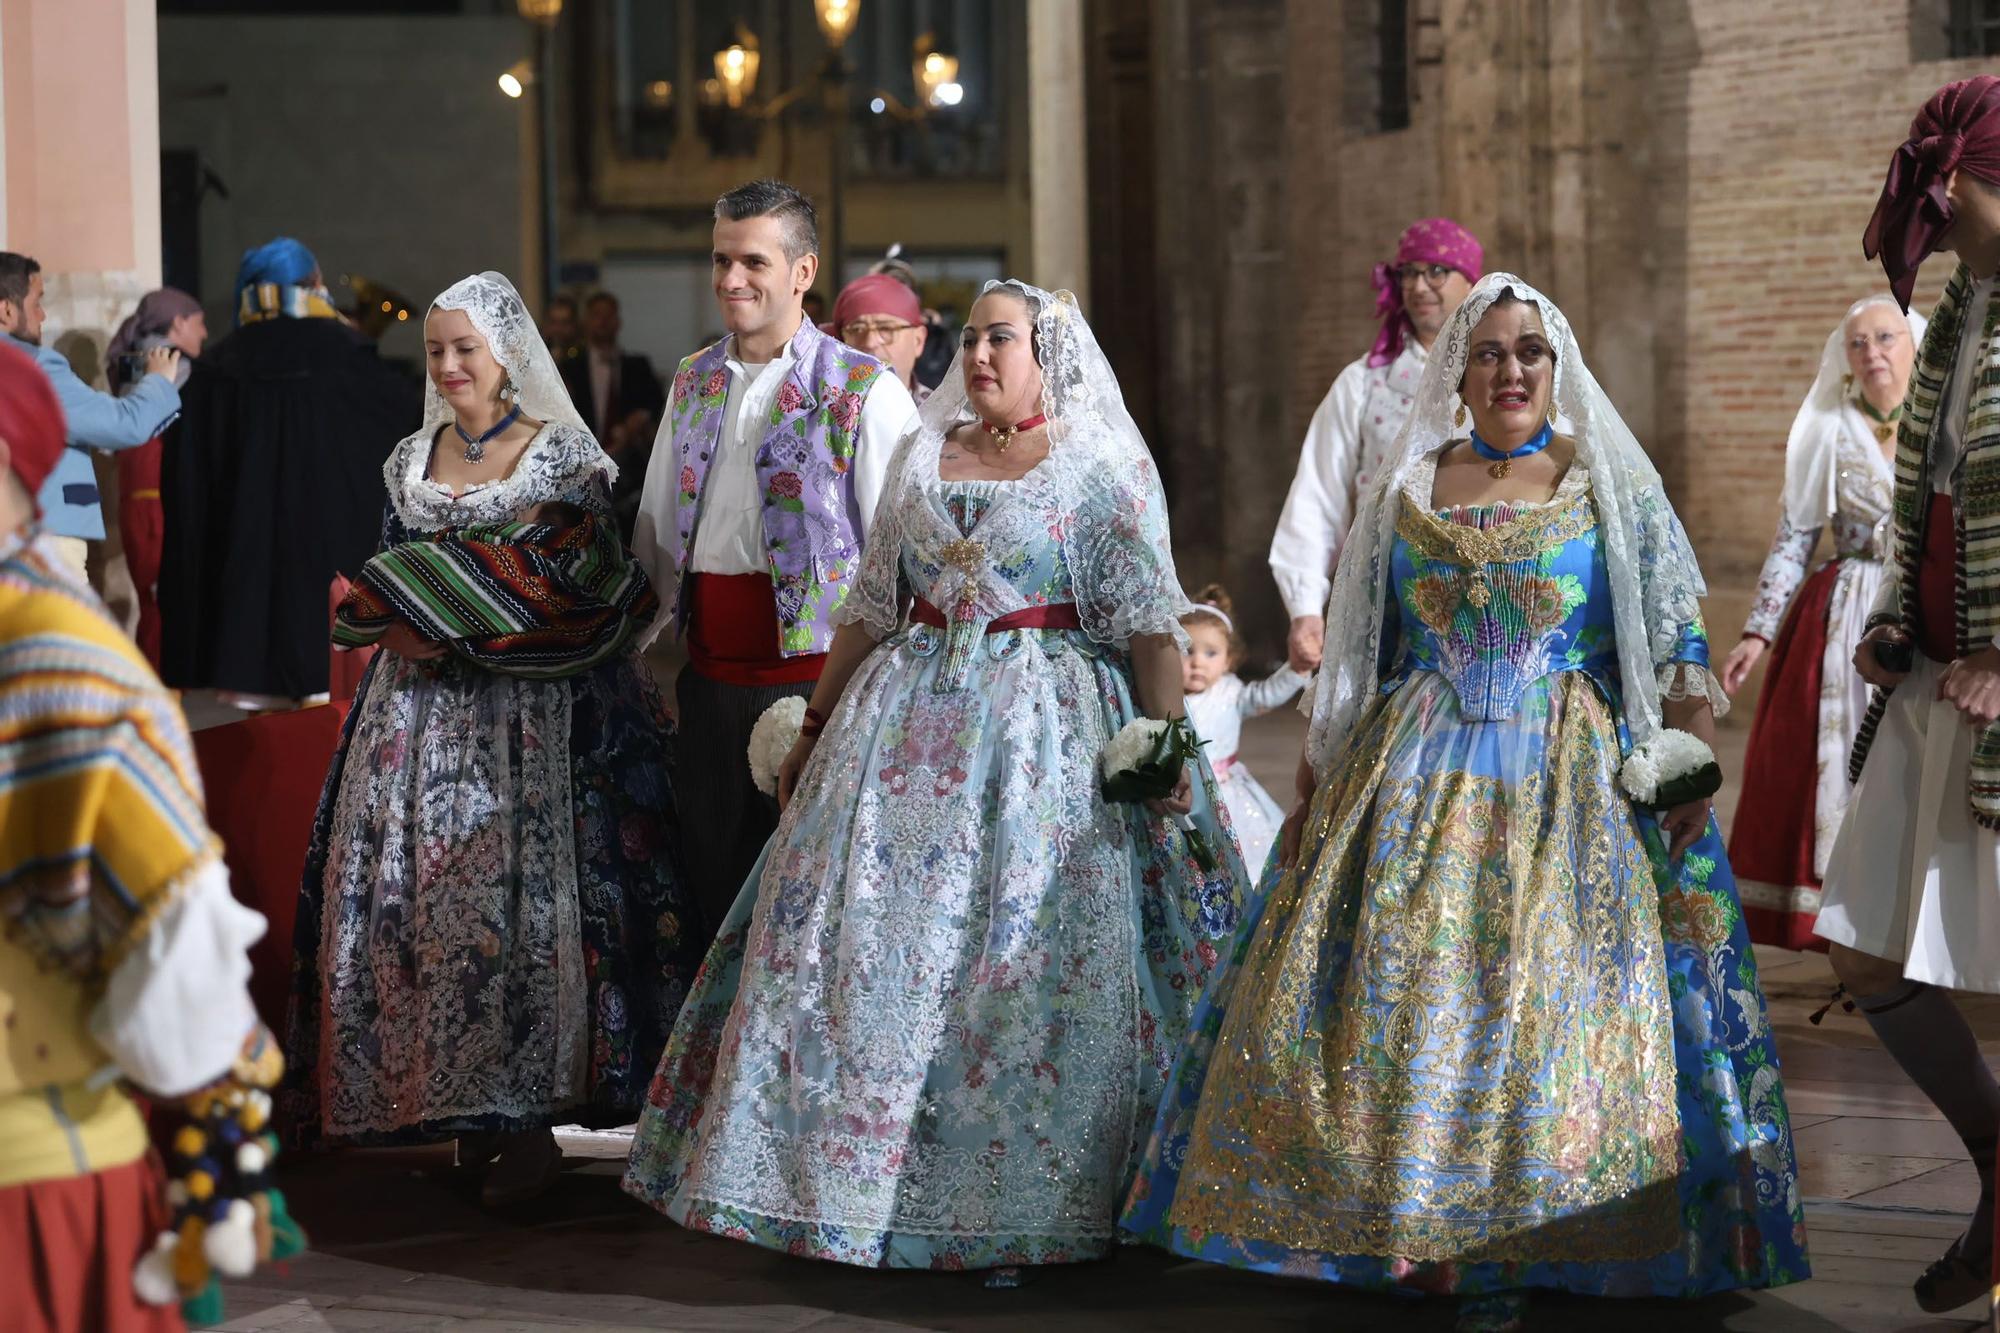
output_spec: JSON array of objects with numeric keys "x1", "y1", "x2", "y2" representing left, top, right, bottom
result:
[{"x1": 1122, "y1": 274, "x2": 1807, "y2": 1331}]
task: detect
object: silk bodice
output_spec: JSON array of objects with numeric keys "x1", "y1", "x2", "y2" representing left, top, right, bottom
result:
[{"x1": 1384, "y1": 469, "x2": 1707, "y2": 721}]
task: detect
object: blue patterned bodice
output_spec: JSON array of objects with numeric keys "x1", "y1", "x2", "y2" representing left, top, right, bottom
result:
[{"x1": 1384, "y1": 475, "x2": 1705, "y2": 721}]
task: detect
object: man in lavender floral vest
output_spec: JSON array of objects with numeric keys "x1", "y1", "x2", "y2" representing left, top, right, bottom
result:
[{"x1": 634, "y1": 179, "x2": 919, "y2": 930}]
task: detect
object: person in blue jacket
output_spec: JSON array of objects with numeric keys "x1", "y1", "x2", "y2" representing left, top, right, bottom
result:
[{"x1": 0, "y1": 251, "x2": 181, "y2": 582}]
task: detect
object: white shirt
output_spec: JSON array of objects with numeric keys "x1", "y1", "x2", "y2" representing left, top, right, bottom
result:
[
  {"x1": 1268, "y1": 341, "x2": 1428, "y2": 620},
  {"x1": 691, "y1": 356, "x2": 776, "y2": 573},
  {"x1": 631, "y1": 321, "x2": 921, "y2": 642},
  {"x1": 1184, "y1": 667, "x2": 1309, "y2": 763}
]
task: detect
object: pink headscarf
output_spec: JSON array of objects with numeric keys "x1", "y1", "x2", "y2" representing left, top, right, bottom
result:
[
  {"x1": 1368, "y1": 218, "x2": 1484, "y2": 368},
  {"x1": 1864, "y1": 75, "x2": 2000, "y2": 311},
  {"x1": 831, "y1": 273, "x2": 922, "y2": 333}
]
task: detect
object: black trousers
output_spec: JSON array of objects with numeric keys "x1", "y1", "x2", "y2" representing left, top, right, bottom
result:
[{"x1": 673, "y1": 664, "x2": 815, "y2": 938}]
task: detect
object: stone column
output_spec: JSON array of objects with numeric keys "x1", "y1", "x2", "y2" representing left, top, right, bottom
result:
[
  {"x1": 0, "y1": 0, "x2": 164, "y2": 617},
  {"x1": 1026, "y1": 0, "x2": 1089, "y2": 299},
  {"x1": 1, "y1": 0, "x2": 161, "y2": 334}
]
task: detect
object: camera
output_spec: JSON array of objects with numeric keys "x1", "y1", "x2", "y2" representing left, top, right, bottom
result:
[
  {"x1": 114, "y1": 351, "x2": 149, "y2": 385},
  {"x1": 1874, "y1": 636, "x2": 1914, "y2": 674}
]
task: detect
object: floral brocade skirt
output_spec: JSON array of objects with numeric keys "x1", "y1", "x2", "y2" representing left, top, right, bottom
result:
[
  {"x1": 1121, "y1": 668, "x2": 1809, "y2": 1298},
  {"x1": 622, "y1": 625, "x2": 1246, "y2": 1270},
  {"x1": 283, "y1": 651, "x2": 700, "y2": 1144}
]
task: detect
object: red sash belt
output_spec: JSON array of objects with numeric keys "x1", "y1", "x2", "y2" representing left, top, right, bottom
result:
[
  {"x1": 910, "y1": 599, "x2": 1083, "y2": 633},
  {"x1": 686, "y1": 572, "x2": 825, "y2": 686},
  {"x1": 1916, "y1": 491, "x2": 1959, "y2": 664}
]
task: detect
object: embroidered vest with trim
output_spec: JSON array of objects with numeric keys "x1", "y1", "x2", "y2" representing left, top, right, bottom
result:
[{"x1": 666, "y1": 321, "x2": 887, "y2": 657}]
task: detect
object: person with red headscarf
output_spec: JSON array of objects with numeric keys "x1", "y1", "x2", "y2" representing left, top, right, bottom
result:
[
  {"x1": 1814, "y1": 74, "x2": 2000, "y2": 1315},
  {"x1": 0, "y1": 342, "x2": 287, "y2": 1331},
  {"x1": 1268, "y1": 217, "x2": 1482, "y2": 674},
  {"x1": 831, "y1": 272, "x2": 929, "y2": 400}
]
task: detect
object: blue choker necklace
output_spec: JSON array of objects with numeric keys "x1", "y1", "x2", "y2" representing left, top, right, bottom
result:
[
  {"x1": 454, "y1": 403, "x2": 521, "y2": 463},
  {"x1": 1468, "y1": 421, "x2": 1554, "y2": 479}
]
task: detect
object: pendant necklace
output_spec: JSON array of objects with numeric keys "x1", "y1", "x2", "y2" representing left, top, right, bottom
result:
[
  {"x1": 454, "y1": 403, "x2": 522, "y2": 463},
  {"x1": 1857, "y1": 395, "x2": 1901, "y2": 447},
  {"x1": 979, "y1": 412, "x2": 1048, "y2": 454},
  {"x1": 1468, "y1": 421, "x2": 1554, "y2": 479}
]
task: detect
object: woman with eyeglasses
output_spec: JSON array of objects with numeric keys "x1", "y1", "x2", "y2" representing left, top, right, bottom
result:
[{"x1": 1718, "y1": 296, "x2": 1925, "y2": 950}]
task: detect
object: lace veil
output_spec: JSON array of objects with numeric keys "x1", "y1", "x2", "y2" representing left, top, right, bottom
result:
[
  {"x1": 1782, "y1": 294, "x2": 1926, "y2": 530},
  {"x1": 862, "y1": 278, "x2": 1192, "y2": 647},
  {"x1": 1306, "y1": 271, "x2": 1709, "y2": 773},
  {"x1": 424, "y1": 272, "x2": 593, "y2": 447}
]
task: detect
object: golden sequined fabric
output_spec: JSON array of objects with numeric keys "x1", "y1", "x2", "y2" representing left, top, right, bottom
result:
[{"x1": 1167, "y1": 673, "x2": 1682, "y2": 1263}]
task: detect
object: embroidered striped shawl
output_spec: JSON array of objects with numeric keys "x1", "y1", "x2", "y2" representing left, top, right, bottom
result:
[
  {"x1": 0, "y1": 539, "x2": 218, "y2": 981},
  {"x1": 1850, "y1": 263, "x2": 2000, "y2": 826},
  {"x1": 333, "y1": 511, "x2": 659, "y2": 679}
]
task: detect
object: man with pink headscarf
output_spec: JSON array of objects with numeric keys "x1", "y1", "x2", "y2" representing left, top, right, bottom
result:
[
  {"x1": 1268, "y1": 218, "x2": 1482, "y2": 672},
  {"x1": 1814, "y1": 74, "x2": 2000, "y2": 1315}
]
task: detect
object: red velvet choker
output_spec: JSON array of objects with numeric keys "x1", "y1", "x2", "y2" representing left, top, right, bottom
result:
[{"x1": 980, "y1": 412, "x2": 1047, "y2": 452}]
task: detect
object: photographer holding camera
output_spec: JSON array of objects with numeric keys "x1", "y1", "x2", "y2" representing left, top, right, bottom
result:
[
  {"x1": 0, "y1": 252, "x2": 181, "y2": 584},
  {"x1": 106, "y1": 288, "x2": 205, "y2": 666}
]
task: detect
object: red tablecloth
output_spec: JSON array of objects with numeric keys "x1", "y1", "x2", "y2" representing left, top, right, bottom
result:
[{"x1": 191, "y1": 702, "x2": 350, "y2": 1034}]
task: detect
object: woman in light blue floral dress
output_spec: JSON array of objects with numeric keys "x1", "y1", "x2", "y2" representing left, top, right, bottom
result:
[
  {"x1": 1121, "y1": 275, "x2": 1807, "y2": 1332},
  {"x1": 622, "y1": 280, "x2": 1245, "y2": 1275}
]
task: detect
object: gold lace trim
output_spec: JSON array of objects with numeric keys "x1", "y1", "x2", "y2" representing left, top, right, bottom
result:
[{"x1": 1395, "y1": 489, "x2": 1598, "y2": 572}]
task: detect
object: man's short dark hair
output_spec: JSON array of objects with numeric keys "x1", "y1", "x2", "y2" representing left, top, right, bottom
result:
[
  {"x1": 548, "y1": 293, "x2": 579, "y2": 314},
  {"x1": 714, "y1": 179, "x2": 819, "y2": 263},
  {"x1": 584, "y1": 290, "x2": 619, "y2": 312},
  {"x1": 0, "y1": 253, "x2": 40, "y2": 308}
]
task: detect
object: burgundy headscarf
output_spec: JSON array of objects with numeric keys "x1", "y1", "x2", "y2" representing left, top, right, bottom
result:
[
  {"x1": 0, "y1": 342, "x2": 68, "y2": 511},
  {"x1": 1368, "y1": 218, "x2": 1485, "y2": 368},
  {"x1": 1864, "y1": 75, "x2": 2000, "y2": 311}
]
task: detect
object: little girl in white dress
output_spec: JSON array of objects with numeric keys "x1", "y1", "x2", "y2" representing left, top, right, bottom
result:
[{"x1": 1181, "y1": 585, "x2": 1306, "y2": 876}]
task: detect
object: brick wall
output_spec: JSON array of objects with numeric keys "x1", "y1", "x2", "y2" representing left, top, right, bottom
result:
[
  {"x1": 1126, "y1": 0, "x2": 1990, "y2": 664},
  {"x1": 1667, "y1": 2, "x2": 1983, "y2": 585},
  {"x1": 1278, "y1": 0, "x2": 1989, "y2": 593}
]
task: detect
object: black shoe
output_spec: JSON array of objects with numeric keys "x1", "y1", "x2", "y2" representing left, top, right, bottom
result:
[{"x1": 1914, "y1": 1233, "x2": 1992, "y2": 1314}]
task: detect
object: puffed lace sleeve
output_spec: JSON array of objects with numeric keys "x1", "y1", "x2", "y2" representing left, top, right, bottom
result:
[
  {"x1": 831, "y1": 425, "x2": 921, "y2": 639},
  {"x1": 1742, "y1": 510, "x2": 1821, "y2": 642},
  {"x1": 1634, "y1": 483, "x2": 1730, "y2": 718},
  {"x1": 538, "y1": 424, "x2": 619, "y2": 521},
  {"x1": 1061, "y1": 446, "x2": 1192, "y2": 648}
]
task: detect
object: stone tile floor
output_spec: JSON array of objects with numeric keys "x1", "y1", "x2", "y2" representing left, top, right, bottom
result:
[{"x1": 205, "y1": 628, "x2": 2000, "y2": 1330}]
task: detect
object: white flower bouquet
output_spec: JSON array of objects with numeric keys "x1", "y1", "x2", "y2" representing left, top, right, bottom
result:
[
  {"x1": 1101, "y1": 717, "x2": 1218, "y2": 871},
  {"x1": 1618, "y1": 727, "x2": 1722, "y2": 809},
  {"x1": 747, "y1": 696, "x2": 808, "y2": 797}
]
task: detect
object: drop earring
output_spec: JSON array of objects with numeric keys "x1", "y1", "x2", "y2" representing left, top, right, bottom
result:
[{"x1": 1454, "y1": 402, "x2": 1468, "y2": 430}]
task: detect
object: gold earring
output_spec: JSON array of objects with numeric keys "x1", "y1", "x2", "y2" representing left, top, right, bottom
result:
[
  {"x1": 1842, "y1": 372, "x2": 1854, "y2": 397},
  {"x1": 1547, "y1": 405, "x2": 1557, "y2": 429},
  {"x1": 1454, "y1": 403, "x2": 1468, "y2": 429}
]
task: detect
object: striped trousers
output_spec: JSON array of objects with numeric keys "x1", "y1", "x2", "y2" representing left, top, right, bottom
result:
[{"x1": 672, "y1": 665, "x2": 814, "y2": 937}]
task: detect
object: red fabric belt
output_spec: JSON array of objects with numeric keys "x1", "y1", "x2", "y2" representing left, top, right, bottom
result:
[
  {"x1": 909, "y1": 599, "x2": 1083, "y2": 632},
  {"x1": 1916, "y1": 491, "x2": 1958, "y2": 664},
  {"x1": 686, "y1": 572, "x2": 825, "y2": 686}
]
